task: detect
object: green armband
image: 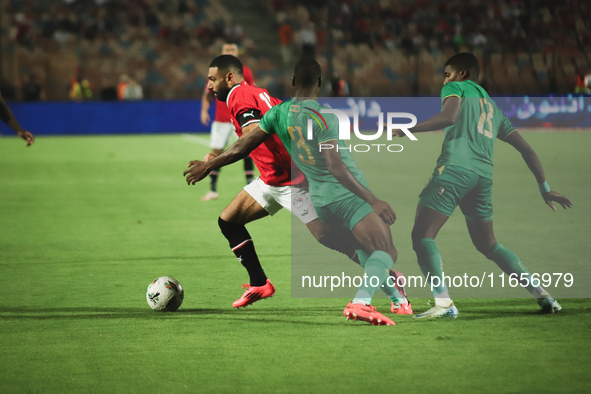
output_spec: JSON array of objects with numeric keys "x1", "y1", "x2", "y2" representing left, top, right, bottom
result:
[{"x1": 538, "y1": 181, "x2": 551, "y2": 194}]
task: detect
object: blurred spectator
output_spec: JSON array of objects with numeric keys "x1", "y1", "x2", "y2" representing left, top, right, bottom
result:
[
  {"x1": 297, "y1": 22, "x2": 316, "y2": 59},
  {"x1": 117, "y1": 74, "x2": 130, "y2": 100},
  {"x1": 329, "y1": 72, "x2": 350, "y2": 97},
  {"x1": 279, "y1": 21, "x2": 294, "y2": 65},
  {"x1": 13, "y1": 13, "x2": 32, "y2": 46},
  {"x1": 575, "y1": 68, "x2": 591, "y2": 94},
  {"x1": 70, "y1": 70, "x2": 93, "y2": 100},
  {"x1": 123, "y1": 78, "x2": 144, "y2": 100},
  {"x1": 53, "y1": 26, "x2": 73, "y2": 45},
  {"x1": 1, "y1": 0, "x2": 587, "y2": 99},
  {"x1": 22, "y1": 74, "x2": 43, "y2": 102}
]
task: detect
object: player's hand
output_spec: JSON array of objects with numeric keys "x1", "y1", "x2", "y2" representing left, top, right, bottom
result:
[
  {"x1": 200, "y1": 112, "x2": 211, "y2": 126},
  {"x1": 203, "y1": 153, "x2": 217, "y2": 162},
  {"x1": 370, "y1": 199, "x2": 396, "y2": 226},
  {"x1": 391, "y1": 129, "x2": 405, "y2": 138},
  {"x1": 376, "y1": 123, "x2": 405, "y2": 138},
  {"x1": 17, "y1": 130, "x2": 34, "y2": 146},
  {"x1": 542, "y1": 191, "x2": 572, "y2": 211},
  {"x1": 184, "y1": 160, "x2": 210, "y2": 185}
]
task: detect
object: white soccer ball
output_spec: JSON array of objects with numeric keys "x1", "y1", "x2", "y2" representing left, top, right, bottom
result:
[{"x1": 146, "y1": 276, "x2": 184, "y2": 311}]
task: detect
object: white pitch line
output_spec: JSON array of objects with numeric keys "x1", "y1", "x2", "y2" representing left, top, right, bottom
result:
[{"x1": 181, "y1": 133, "x2": 211, "y2": 147}]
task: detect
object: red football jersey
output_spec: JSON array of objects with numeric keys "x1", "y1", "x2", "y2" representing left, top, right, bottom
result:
[
  {"x1": 226, "y1": 81, "x2": 305, "y2": 187},
  {"x1": 212, "y1": 65, "x2": 255, "y2": 122}
]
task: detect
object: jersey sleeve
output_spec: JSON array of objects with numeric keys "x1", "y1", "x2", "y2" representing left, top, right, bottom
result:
[
  {"x1": 228, "y1": 89, "x2": 263, "y2": 128},
  {"x1": 441, "y1": 82, "x2": 463, "y2": 104},
  {"x1": 259, "y1": 105, "x2": 278, "y2": 134},
  {"x1": 496, "y1": 112, "x2": 516, "y2": 141}
]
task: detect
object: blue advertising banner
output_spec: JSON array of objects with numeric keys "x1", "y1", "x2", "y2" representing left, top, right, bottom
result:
[
  {"x1": 2, "y1": 100, "x2": 207, "y2": 136},
  {"x1": 1, "y1": 95, "x2": 590, "y2": 136},
  {"x1": 494, "y1": 95, "x2": 591, "y2": 128},
  {"x1": 317, "y1": 95, "x2": 591, "y2": 132}
]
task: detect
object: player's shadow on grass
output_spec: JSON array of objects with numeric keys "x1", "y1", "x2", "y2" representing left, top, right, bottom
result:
[
  {"x1": 62, "y1": 253, "x2": 291, "y2": 265},
  {"x1": 2, "y1": 300, "x2": 586, "y2": 324},
  {"x1": 176, "y1": 307, "x2": 359, "y2": 326},
  {"x1": 0, "y1": 306, "x2": 351, "y2": 326},
  {"x1": 412, "y1": 298, "x2": 590, "y2": 321}
]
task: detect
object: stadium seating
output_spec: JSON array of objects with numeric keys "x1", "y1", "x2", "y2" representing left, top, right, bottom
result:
[{"x1": 3, "y1": 0, "x2": 590, "y2": 99}]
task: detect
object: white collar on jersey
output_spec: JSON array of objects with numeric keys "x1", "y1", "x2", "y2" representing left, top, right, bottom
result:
[{"x1": 226, "y1": 81, "x2": 247, "y2": 108}]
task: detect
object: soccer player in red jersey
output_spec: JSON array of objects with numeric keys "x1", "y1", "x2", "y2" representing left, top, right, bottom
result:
[
  {"x1": 200, "y1": 43, "x2": 255, "y2": 201},
  {"x1": 186, "y1": 59, "x2": 413, "y2": 324},
  {"x1": 186, "y1": 55, "x2": 358, "y2": 308}
]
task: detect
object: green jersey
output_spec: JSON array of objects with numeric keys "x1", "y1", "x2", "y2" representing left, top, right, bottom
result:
[
  {"x1": 259, "y1": 98, "x2": 368, "y2": 207},
  {"x1": 437, "y1": 80, "x2": 515, "y2": 178}
]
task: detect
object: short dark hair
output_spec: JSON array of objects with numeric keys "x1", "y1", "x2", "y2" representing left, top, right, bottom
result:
[
  {"x1": 209, "y1": 55, "x2": 243, "y2": 76},
  {"x1": 294, "y1": 58, "x2": 322, "y2": 87},
  {"x1": 445, "y1": 52, "x2": 480, "y2": 80}
]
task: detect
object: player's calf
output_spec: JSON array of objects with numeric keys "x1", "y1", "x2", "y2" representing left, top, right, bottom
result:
[{"x1": 218, "y1": 217, "x2": 268, "y2": 287}]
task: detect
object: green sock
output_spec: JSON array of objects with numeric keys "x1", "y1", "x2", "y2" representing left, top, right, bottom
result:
[
  {"x1": 355, "y1": 249, "x2": 405, "y2": 303},
  {"x1": 415, "y1": 238, "x2": 450, "y2": 299},
  {"x1": 486, "y1": 243, "x2": 548, "y2": 298},
  {"x1": 382, "y1": 274, "x2": 408, "y2": 304},
  {"x1": 353, "y1": 250, "x2": 394, "y2": 304}
]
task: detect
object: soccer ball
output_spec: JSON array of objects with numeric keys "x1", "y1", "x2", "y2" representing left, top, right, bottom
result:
[{"x1": 146, "y1": 276, "x2": 184, "y2": 311}]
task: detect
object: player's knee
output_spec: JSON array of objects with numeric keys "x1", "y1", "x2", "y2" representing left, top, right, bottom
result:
[
  {"x1": 365, "y1": 238, "x2": 397, "y2": 263},
  {"x1": 218, "y1": 216, "x2": 233, "y2": 237},
  {"x1": 218, "y1": 216, "x2": 253, "y2": 249},
  {"x1": 373, "y1": 239, "x2": 397, "y2": 262},
  {"x1": 220, "y1": 206, "x2": 246, "y2": 224},
  {"x1": 306, "y1": 219, "x2": 328, "y2": 242},
  {"x1": 411, "y1": 227, "x2": 424, "y2": 250},
  {"x1": 473, "y1": 239, "x2": 497, "y2": 256},
  {"x1": 218, "y1": 217, "x2": 243, "y2": 237},
  {"x1": 475, "y1": 242, "x2": 496, "y2": 256},
  {"x1": 412, "y1": 234, "x2": 423, "y2": 254},
  {"x1": 312, "y1": 228, "x2": 336, "y2": 251}
]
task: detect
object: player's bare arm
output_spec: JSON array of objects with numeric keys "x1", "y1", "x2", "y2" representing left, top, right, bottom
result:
[
  {"x1": 237, "y1": 120, "x2": 259, "y2": 138},
  {"x1": 0, "y1": 92, "x2": 34, "y2": 146},
  {"x1": 504, "y1": 131, "x2": 572, "y2": 211},
  {"x1": 184, "y1": 126, "x2": 269, "y2": 185},
  {"x1": 200, "y1": 89, "x2": 214, "y2": 126},
  {"x1": 321, "y1": 141, "x2": 396, "y2": 225},
  {"x1": 393, "y1": 96, "x2": 461, "y2": 137}
]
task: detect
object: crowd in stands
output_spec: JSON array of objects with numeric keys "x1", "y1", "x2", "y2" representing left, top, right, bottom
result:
[
  {"x1": 270, "y1": 0, "x2": 591, "y2": 96},
  {"x1": 4, "y1": 0, "x2": 260, "y2": 100},
  {"x1": 2, "y1": 0, "x2": 590, "y2": 100}
]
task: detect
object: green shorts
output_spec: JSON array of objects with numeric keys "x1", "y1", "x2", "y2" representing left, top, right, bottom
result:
[
  {"x1": 418, "y1": 165, "x2": 493, "y2": 222},
  {"x1": 315, "y1": 194, "x2": 374, "y2": 231}
]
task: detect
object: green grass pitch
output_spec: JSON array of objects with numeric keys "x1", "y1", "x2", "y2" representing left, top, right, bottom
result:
[{"x1": 1, "y1": 131, "x2": 590, "y2": 393}]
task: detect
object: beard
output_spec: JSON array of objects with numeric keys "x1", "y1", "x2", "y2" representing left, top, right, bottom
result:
[{"x1": 214, "y1": 86, "x2": 230, "y2": 102}]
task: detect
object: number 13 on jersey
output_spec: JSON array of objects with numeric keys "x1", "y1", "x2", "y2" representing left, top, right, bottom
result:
[
  {"x1": 478, "y1": 98, "x2": 494, "y2": 138},
  {"x1": 288, "y1": 125, "x2": 316, "y2": 165}
]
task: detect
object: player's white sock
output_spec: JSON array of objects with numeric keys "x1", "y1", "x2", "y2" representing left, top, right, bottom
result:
[{"x1": 435, "y1": 297, "x2": 454, "y2": 308}]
